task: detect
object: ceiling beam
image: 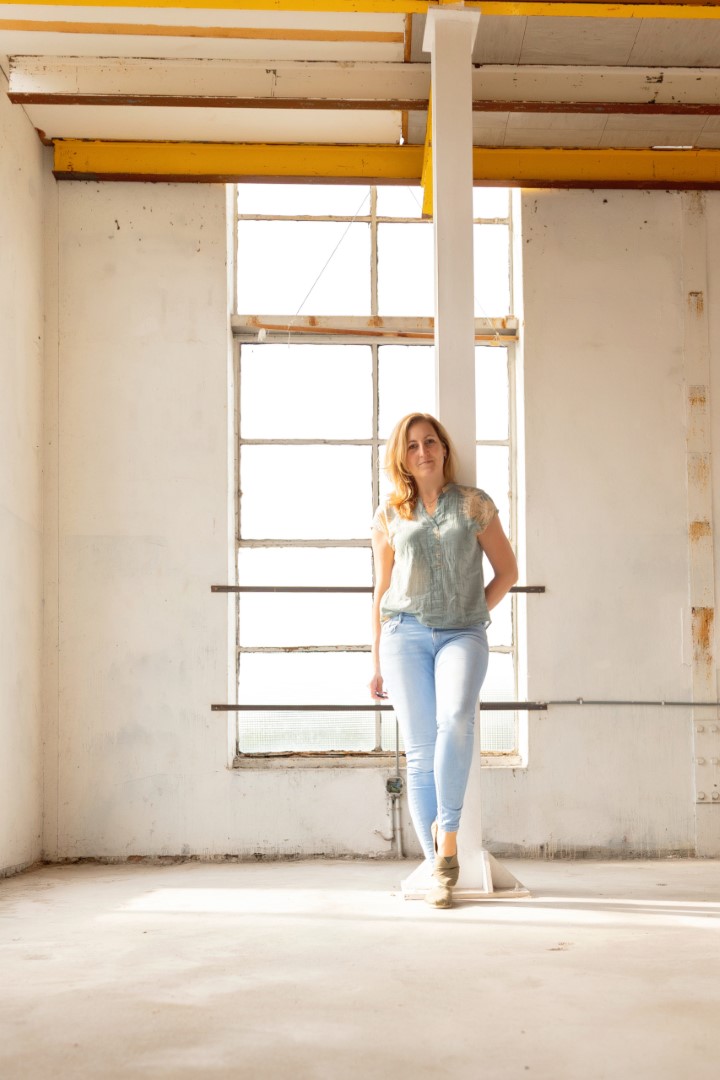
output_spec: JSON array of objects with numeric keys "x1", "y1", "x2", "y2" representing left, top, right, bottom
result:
[
  {"x1": 5, "y1": 2, "x2": 720, "y2": 22},
  {"x1": 12, "y1": 59, "x2": 720, "y2": 111},
  {"x1": 14, "y1": 94, "x2": 720, "y2": 116},
  {"x1": 53, "y1": 140, "x2": 720, "y2": 187},
  {"x1": 421, "y1": 89, "x2": 432, "y2": 215}
]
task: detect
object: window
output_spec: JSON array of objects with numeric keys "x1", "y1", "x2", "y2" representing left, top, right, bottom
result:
[{"x1": 233, "y1": 184, "x2": 519, "y2": 760}]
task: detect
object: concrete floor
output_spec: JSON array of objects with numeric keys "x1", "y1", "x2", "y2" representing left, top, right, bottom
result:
[{"x1": 0, "y1": 859, "x2": 718, "y2": 1080}]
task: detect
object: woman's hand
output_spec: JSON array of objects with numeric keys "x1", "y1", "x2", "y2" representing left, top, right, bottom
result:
[{"x1": 368, "y1": 673, "x2": 388, "y2": 700}]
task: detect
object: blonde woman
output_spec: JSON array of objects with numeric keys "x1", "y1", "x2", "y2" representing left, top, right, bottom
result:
[{"x1": 370, "y1": 413, "x2": 518, "y2": 908}]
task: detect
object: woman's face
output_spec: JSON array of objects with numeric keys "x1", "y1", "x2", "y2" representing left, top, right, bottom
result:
[{"x1": 405, "y1": 420, "x2": 446, "y2": 486}]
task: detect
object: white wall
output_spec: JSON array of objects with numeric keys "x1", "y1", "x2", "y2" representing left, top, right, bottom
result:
[
  {"x1": 484, "y1": 189, "x2": 697, "y2": 856},
  {"x1": 46, "y1": 183, "x2": 716, "y2": 860},
  {"x1": 46, "y1": 182, "x2": 400, "y2": 860},
  {"x1": 0, "y1": 72, "x2": 46, "y2": 875}
]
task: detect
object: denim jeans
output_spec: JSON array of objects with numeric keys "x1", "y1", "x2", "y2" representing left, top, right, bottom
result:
[{"x1": 379, "y1": 613, "x2": 489, "y2": 862}]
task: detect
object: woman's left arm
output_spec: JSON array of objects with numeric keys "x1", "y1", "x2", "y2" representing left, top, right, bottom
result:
[{"x1": 477, "y1": 515, "x2": 519, "y2": 612}]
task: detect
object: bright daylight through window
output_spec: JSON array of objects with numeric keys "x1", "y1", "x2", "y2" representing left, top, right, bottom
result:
[{"x1": 233, "y1": 184, "x2": 519, "y2": 759}]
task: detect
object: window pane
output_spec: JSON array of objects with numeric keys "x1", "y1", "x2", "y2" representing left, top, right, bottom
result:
[
  {"x1": 476, "y1": 346, "x2": 509, "y2": 442},
  {"x1": 237, "y1": 221, "x2": 370, "y2": 315},
  {"x1": 381, "y1": 712, "x2": 403, "y2": 753},
  {"x1": 239, "y1": 593, "x2": 371, "y2": 648},
  {"x1": 376, "y1": 186, "x2": 424, "y2": 219},
  {"x1": 487, "y1": 597, "x2": 512, "y2": 648},
  {"x1": 480, "y1": 651, "x2": 517, "y2": 752},
  {"x1": 238, "y1": 547, "x2": 372, "y2": 587},
  {"x1": 238, "y1": 183, "x2": 371, "y2": 218},
  {"x1": 473, "y1": 187, "x2": 510, "y2": 219},
  {"x1": 239, "y1": 652, "x2": 369, "y2": 706},
  {"x1": 480, "y1": 709, "x2": 517, "y2": 753},
  {"x1": 241, "y1": 344, "x2": 372, "y2": 439},
  {"x1": 378, "y1": 345, "x2": 436, "y2": 438},
  {"x1": 378, "y1": 443, "x2": 392, "y2": 504},
  {"x1": 474, "y1": 224, "x2": 510, "y2": 316},
  {"x1": 241, "y1": 446, "x2": 371, "y2": 539},
  {"x1": 239, "y1": 710, "x2": 379, "y2": 753},
  {"x1": 476, "y1": 445, "x2": 510, "y2": 534},
  {"x1": 377, "y1": 222, "x2": 434, "y2": 316},
  {"x1": 482, "y1": 649, "x2": 515, "y2": 702}
]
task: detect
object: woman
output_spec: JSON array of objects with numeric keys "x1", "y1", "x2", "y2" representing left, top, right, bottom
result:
[{"x1": 369, "y1": 413, "x2": 518, "y2": 908}]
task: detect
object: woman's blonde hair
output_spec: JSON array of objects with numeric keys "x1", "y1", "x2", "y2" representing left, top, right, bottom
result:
[{"x1": 384, "y1": 413, "x2": 457, "y2": 519}]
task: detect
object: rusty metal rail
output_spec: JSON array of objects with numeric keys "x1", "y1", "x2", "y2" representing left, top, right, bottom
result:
[
  {"x1": 212, "y1": 585, "x2": 546, "y2": 593},
  {"x1": 213, "y1": 700, "x2": 720, "y2": 711}
]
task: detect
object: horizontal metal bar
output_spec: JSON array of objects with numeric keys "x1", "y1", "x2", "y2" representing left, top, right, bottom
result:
[
  {"x1": 213, "y1": 585, "x2": 371, "y2": 593},
  {"x1": 237, "y1": 539, "x2": 371, "y2": 548},
  {"x1": 549, "y1": 699, "x2": 720, "y2": 707},
  {"x1": 214, "y1": 699, "x2": 720, "y2": 710},
  {"x1": 238, "y1": 645, "x2": 371, "y2": 653},
  {"x1": 240, "y1": 439, "x2": 376, "y2": 446},
  {"x1": 214, "y1": 584, "x2": 544, "y2": 593},
  {"x1": 213, "y1": 702, "x2": 546, "y2": 711},
  {"x1": 239, "y1": 438, "x2": 513, "y2": 447}
]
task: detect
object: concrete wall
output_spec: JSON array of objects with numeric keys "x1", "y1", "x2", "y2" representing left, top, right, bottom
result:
[
  {"x1": 484, "y1": 189, "x2": 698, "y2": 857},
  {"x1": 44, "y1": 182, "x2": 399, "y2": 861},
  {"x1": 0, "y1": 72, "x2": 46, "y2": 875},
  {"x1": 45, "y1": 182, "x2": 718, "y2": 860}
]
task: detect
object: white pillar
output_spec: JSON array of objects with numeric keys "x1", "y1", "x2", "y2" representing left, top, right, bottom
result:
[
  {"x1": 402, "y1": 6, "x2": 527, "y2": 900},
  {"x1": 425, "y1": 7, "x2": 479, "y2": 485}
]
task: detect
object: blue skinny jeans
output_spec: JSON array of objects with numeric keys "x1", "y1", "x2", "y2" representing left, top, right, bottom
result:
[{"x1": 379, "y1": 613, "x2": 489, "y2": 862}]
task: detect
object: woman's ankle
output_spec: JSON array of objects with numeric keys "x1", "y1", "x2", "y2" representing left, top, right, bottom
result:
[{"x1": 437, "y1": 829, "x2": 458, "y2": 857}]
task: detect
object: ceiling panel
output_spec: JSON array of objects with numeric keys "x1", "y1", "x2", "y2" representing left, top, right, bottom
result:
[
  {"x1": 472, "y1": 112, "x2": 509, "y2": 147},
  {"x1": 603, "y1": 113, "x2": 707, "y2": 136},
  {"x1": 517, "y1": 18, "x2": 641, "y2": 67},
  {"x1": 0, "y1": 29, "x2": 404, "y2": 62},
  {"x1": 628, "y1": 21, "x2": 720, "y2": 68},
  {"x1": 24, "y1": 103, "x2": 403, "y2": 143},
  {"x1": 472, "y1": 16, "x2": 527, "y2": 66},
  {"x1": 0, "y1": 6, "x2": 406, "y2": 62}
]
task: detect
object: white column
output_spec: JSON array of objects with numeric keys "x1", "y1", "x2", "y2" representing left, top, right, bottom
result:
[
  {"x1": 402, "y1": 6, "x2": 527, "y2": 900},
  {"x1": 424, "y1": 7, "x2": 479, "y2": 484}
]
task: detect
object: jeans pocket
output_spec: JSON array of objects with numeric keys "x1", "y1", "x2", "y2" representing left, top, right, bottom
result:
[{"x1": 382, "y1": 615, "x2": 401, "y2": 635}]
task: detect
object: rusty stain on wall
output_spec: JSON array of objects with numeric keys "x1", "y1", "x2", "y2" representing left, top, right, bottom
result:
[
  {"x1": 688, "y1": 290, "x2": 705, "y2": 316},
  {"x1": 688, "y1": 453, "x2": 710, "y2": 489},
  {"x1": 689, "y1": 519, "x2": 712, "y2": 542},
  {"x1": 692, "y1": 606, "x2": 715, "y2": 667},
  {"x1": 689, "y1": 385, "x2": 707, "y2": 412}
]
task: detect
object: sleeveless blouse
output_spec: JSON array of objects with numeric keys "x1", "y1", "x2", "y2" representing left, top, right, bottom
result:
[{"x1": 371, "y1": 483, "x2": 498, "y2": 629}]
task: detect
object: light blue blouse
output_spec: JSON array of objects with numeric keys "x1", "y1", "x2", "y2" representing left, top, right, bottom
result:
[{"x1": 371, "y1": 483, "x2": 498, "y2": 629}]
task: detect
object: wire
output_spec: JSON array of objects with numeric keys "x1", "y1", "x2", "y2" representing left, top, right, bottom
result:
[{"x1": 285, "y1": 189, "x2": 372, "y2": 347}]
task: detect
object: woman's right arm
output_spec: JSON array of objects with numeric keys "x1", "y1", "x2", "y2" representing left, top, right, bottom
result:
[{"x1": 369, "y1": 528, "x2": 395, "y2": 700}]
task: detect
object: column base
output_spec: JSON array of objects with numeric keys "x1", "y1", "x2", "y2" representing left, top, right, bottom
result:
[{"x1": 401, "y1": 850, "x2": 530, "y2": 900}]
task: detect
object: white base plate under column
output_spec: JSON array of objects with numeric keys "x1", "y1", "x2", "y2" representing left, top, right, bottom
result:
[{"x1": 402, "y1": 850, "x2": 530, "y2": 901}]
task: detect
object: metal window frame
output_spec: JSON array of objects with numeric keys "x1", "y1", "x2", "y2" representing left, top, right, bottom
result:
[{"x1": 233, "y1": 183, "x2": 519, "y2": 761}]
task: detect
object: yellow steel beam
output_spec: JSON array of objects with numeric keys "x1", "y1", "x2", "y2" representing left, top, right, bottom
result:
[
  {"x1": 53, "y1": 140, "x2": 720, "y2": 187},
  {"x1": 53, "y1": 140, "x2": 425, "y2": 181},
  {"x1": 8, "y1": 3, "x2": 720, "y2": 22},
  {"x1": 421, "y1": 91, "x2": 433, "y2": 218}
]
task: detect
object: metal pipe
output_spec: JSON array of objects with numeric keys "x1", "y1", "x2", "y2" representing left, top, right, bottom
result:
[
  {"x1": 548, "y1": 699, "x2": 720, "y2": 708},
  {"x1": 214, "y1": 700, "x2": 720, "y2": 711},
  {"x1": 212, "y1": 584, "x2": 545, "y2": 593}
]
